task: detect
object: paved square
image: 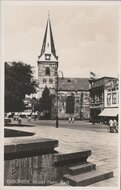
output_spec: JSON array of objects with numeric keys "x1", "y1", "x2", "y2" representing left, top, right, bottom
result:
[{"x1": 5, "y1": 119, "x2": 119, "y2": 187}]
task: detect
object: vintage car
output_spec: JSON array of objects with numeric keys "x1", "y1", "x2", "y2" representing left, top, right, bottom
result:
[{"x1": 4, "y1": 118, "x2": 12, "y2": 125}]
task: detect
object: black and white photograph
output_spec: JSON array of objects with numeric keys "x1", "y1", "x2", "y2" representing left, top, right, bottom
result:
[{"x1": 0, "y1": 0, "x2": 120, "y2": 189}]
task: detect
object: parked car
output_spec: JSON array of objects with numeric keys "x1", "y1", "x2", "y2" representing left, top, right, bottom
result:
[
  {"x1": 14, "y1": 112, "x2": 19, "y2": 116},
  {"x1": 38, "y1": 111, "x2": 51, "y2": 120},
  {"x1": 13, "y1": 115, "x2": 18, "y2": 121},
  {"x1": 6, "y1": 112, "x2": 14, "y2": 118},
  {"x1": 19, "y1": 111, "x2": 32, "y2": 118},
  {"x1": 31, "y1": 111, "x2": 38, "y2": 117},
  {"x1": 4, "y1": 118, "x2": 12, "y2": 125}
]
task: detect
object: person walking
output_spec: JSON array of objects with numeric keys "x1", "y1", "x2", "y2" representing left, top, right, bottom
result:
[
  {"x1": 69, "y1": 116, "x2": 72, "y2": 123},
  {"x1": 34, "y1": 114, "x2": 37, "y2": 121},
  {"x1": 72, "y1": 117, "x2": 74, "y2": 123},
  {"x1": 113, "y1": 119, "x2": 118, "y2": 133},
  {"x1": 18, "y1": 116, "x2": 22, "y2": 125},
  {"x1": 69, "y1": 115, "x2": 75, "y2": 123},
  {"x1": 28, "y1": 116, "x2": 31, "y2": 122},
  {"x1": 109, "y1": 118, "x2": 114, "y2": 133}
]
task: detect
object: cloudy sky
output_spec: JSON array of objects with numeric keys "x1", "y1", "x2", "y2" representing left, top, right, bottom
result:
[{"x1": 4, "y1": 1, "x2": 119, "y2": 79}]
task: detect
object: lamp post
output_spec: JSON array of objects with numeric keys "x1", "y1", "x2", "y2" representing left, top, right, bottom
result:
[
  {"x1": 55, "y1": 70, "x2": 63, "y2": 128},
  {"x1": 56, "y1": 73, "x2": 59, "y2": 128}
]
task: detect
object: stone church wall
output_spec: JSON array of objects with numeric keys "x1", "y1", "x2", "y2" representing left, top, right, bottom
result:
[
  {"x1": 51, "y1": 91, "x2": 90, "y2": 120},
  {"x1": 38, "y1": 62, "x2": 58, "y2": 99}
]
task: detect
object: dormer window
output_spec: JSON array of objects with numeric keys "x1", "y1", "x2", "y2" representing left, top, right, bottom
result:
[
  {"x1": 45, "y1": 53, "x2": 51, "y2": 60},
  {"x1": 45, "y1": 67, "x2": 50, "y2": 76}
]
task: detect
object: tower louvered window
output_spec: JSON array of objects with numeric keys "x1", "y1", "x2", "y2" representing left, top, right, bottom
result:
[
  {"x1": 45, "y1": 67, "x2": 50, "y2": 76},
  {"x1": 49, "y1": 78, "x2": 53, "y2": 84},
  {"x1": 43, "y1": 78, "x2": 47, "y2": 83}
]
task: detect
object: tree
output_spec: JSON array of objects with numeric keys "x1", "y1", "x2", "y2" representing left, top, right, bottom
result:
[
  {"x1": 5, "y1": 61, "x2": 38, "y2": 112},
  {"x1": 38, "y1": 86, "x2": 52, "y2": 119}
]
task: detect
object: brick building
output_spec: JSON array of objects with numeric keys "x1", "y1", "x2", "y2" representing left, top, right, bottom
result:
[{"x1": 37, "y1": 15, "x2": 90, "y2": 120}]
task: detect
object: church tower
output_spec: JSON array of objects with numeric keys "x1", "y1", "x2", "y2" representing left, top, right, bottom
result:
[{"x1": 37, "y1": 14, "x2": 58, "y2": 98}]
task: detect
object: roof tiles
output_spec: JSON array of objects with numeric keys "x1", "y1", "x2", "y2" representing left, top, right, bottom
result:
[{"x1": 58, "y1": 78, "x2": 89, "y2": 91}]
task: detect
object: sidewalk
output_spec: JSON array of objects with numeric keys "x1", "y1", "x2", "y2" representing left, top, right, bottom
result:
[{"x1": 5, "y1": 120, "x2": 119, "y2": 187}]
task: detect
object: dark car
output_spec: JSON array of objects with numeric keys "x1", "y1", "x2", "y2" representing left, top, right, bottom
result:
[
  {"x1": 7, "y1": 112, "x2": 14, "y2": 118},
  {"x1": 4, "y1": 118, "x2": 12, "y2": 125}
]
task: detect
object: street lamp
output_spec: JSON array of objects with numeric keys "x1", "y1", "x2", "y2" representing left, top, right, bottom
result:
[
  {"x1": 55, "y1": 70, "x2": 63, "y2": 128},
  {"x1": 56, "y1": 73, "x2": 59, "y2": 128}
]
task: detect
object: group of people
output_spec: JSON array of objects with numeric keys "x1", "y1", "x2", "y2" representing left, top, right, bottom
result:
[
  {"x1": 7, "y1": 113, "x2": 119, "y2": 133},
  {"x1": 13, "y1": 114, "x2": 38, "y2": 125},
  {"x1": 109, "y1": 118, "x2": 118, "y2": 133},
  {"x1": 27, "y1": 115, "x2": 37, "y2": 122},
  {"x1": 13, "y1": 115, "x2": 22, "y2": 125},
  {"x1": 68, "y1": 116, "x2": 75, "y2": 123}
]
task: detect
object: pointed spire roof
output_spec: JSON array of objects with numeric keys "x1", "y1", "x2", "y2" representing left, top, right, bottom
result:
[{"x1": 38, "y1": 14, "x2": 58, "y2": 61}]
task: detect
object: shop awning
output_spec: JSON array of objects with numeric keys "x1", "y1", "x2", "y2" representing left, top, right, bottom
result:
[{"x1": 98, "y1": 108, "x2": 119, "y2": 117}]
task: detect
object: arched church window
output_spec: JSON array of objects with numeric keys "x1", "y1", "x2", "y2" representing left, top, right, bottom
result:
[
  {"x1": 43, "y1": 78, "x2": 47, "y2": 83},
  {"x1": 49, "y1": 78, "x2": 53, "y2": 84},
  {"x1": 66, "y1": 96, "x2": 74, "y2": 114},
  {"x1": 46, "y1": 67, "x2": 50, "y2": 76}
]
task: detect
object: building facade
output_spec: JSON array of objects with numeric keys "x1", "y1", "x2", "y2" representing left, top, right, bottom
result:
[
  {"x1": 89, "y1": 77, "x2": 116, "y2": 123},
  {"x1": 37, "y1": 16, "x2": 90, "y2": 120},
  {"x1": 104, "y1": 79, "x2": 119, "y2": 108},
  {"x1": 98, "y1": 78, "x2": 119, "y2": 123}
]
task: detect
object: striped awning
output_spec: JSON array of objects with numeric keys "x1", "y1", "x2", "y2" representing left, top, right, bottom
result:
[{"x1": 98, "y1": 108, "x2": 119, "y2": 117}]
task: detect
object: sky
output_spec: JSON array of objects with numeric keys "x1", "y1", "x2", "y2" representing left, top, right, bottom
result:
[{"x1": 4, "y1": 1, "x2": 119, "y2": 79}]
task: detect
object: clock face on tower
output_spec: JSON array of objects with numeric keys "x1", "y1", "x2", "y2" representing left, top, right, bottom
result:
[{"x1": 45, "y1": 54, "x2": 51, "y2": 60}]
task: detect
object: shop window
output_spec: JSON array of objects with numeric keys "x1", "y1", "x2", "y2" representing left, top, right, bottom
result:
[
  {"x1": 45, "y1": 67, "x2": 50, "y2": 76},
  {"x1": 112, "y1": 92, "x2": 116, "y2": 104},
  {"x1": 66, "y1": 96, "x2": 74, "y2": 114},
  {"x1": 117, "y1": 92, "x2": 119, "y2": 104},
  {"x1": 80, "y1": 93, "x2": 83, "y2": 105},
  {"x1": 107, "y1": 93, "x2": 111, "y2": 105}
]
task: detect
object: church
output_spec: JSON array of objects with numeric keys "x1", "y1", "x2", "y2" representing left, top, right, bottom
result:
[{"x1": 37, "y1": 15, "x2": 90, "y2": 120}]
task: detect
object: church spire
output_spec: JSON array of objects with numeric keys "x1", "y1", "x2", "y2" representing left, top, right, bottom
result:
[
  {"x1": 48, "y1": 10, "x2": 50, "y2": 19},
  {"x1": 38, "y1": 13, "x2": 58, "y2": 61}
]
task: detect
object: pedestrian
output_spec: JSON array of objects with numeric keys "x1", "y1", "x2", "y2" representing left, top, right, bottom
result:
[
  {"x1": 113, "y1": 119, "x2": 118, "y2": 133},
  {"x1": 13, "y1": 115, "x2": 18, "y2": 121},
  {"x1": 72, "y1": 117, "x2": 74, "y2": 123},
  {"x1": 13, "y1": 115, "x2": 16, "y2": 121},
  {"x1": 28, "y1": 116, "x2": 31, "y2": 122},
  {"x1": 26, "y1": 115, "x2": 29, "y2": 121},
  {"x1": 34, "y1": 115, "x2": 37, "y2": 121},
  {"x1": 69, "y1": 117, "x2": 71, "y2": 123},
  {"x1": 18, "y1": 116, "x2": 22, "y2": 125},
  {"x1": 109, "y1": 118, "x2": 114, "y2": 133}
]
